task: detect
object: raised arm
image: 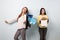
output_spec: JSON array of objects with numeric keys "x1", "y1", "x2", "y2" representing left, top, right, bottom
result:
[{"x1": 5, "y1": 18, "x2": 17, "y2": 24}]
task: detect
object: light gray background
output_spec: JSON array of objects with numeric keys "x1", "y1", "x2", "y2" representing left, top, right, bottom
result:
[{"x1": 0, "y1": 0, "x2": 60, "y2": 40}]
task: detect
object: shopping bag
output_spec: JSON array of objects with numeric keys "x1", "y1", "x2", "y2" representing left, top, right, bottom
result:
[{"x1": 28, "y1": 17, "x2": 36, "y2": 24}]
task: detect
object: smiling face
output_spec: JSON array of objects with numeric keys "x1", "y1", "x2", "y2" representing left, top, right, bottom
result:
[
  {"x1": 41, "y1": 9, "x2": 45, "y2": 15},
  {"x1": 22, "y1": 8, "x2": 27, "y2": 13},
  {"x1": 40, "y1": 8, "x2": 46, "y2": 15},
  {"x1": 22, "y1": 7, "x2": 28, "y2": 15}
]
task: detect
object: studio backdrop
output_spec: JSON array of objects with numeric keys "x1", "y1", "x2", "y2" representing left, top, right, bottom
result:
[{"x1": 0, "y1": 0, "x2": 60, "y2": 40}]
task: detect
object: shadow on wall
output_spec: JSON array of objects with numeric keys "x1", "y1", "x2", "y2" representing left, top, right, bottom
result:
[
  {"x1": 26, "y1": 18, "x2": 39, "y2": 40},
  {"x1": 46, "y1": 17, "x2": 56, "y2": 40}
]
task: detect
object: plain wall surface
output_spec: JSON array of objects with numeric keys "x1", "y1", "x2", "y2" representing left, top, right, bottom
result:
[{"x1": 0, "y1": 0, "x2": 60, "y2": 40}]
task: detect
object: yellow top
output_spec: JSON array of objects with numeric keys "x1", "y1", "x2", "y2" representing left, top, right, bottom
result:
[{"x1": 37, "y1": 15, "x2": 49, "y2": 28}]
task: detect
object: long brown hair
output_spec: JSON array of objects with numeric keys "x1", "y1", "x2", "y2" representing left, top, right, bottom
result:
[
  {"x1": 17, "y1": 7, "x2": 28, "y2": 20},
  {"x1": 40, "y1": 8, "x2": 46, "y2": 15}
]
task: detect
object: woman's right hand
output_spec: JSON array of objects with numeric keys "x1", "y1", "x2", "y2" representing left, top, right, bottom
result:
[
  {"x1": 39, "y1": 21, "x2": 41, "y2": 24},
  {"x1": 5, "y1": 20, "x2": 9, "y2": 24}
]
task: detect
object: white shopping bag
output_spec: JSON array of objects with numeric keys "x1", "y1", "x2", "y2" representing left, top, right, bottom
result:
[{"x1": 41, "y1": 20, "x2": 48, "y2": 27}]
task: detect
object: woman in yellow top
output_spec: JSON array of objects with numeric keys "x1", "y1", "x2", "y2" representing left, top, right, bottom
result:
[{"x1": 37, "y1": 8, "x2": 49, "y2": 40}]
